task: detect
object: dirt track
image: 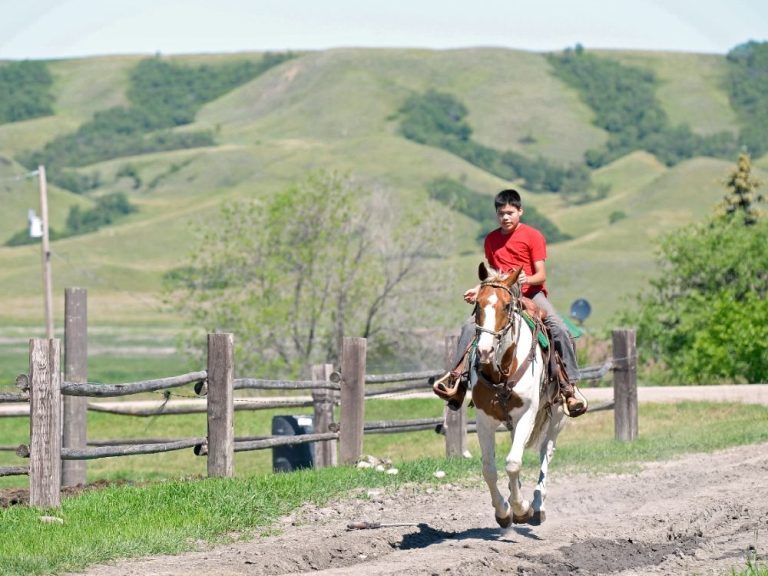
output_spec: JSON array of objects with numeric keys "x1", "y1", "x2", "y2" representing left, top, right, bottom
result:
[{"x1": 73, "y1": 441, "x2": 768, "y2": 576}]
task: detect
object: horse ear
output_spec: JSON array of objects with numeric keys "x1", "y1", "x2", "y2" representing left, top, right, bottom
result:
[
  {"x1": 505, "y1": 268, "x2": 521, "y2": 286},
  {"x1": 478, "y1": 262, "x2": 489, "y2": 281}
]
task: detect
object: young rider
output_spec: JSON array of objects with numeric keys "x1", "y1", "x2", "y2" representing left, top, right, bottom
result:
[{"x1": 436, "y1": 188, "x2": 586, "y2": 416}]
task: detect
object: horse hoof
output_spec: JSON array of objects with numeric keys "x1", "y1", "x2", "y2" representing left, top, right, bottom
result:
[
  {"x1": 528, "y1": 511, "x2": 546, "y2": 525},
  {"x1": 512, "y1": 508, "x2": 534, "y2": 524},
  {"x1": 495, "y1": 514, "x2": 512, "y2": 528}
]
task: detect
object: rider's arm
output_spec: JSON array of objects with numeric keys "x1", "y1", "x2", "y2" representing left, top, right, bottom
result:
[
  {"x1": 519, "y1": 260, "x2": 546, "y2": 286},
  {"x1": 464, "y1": 284, "x2": 481, "y2": 303}
]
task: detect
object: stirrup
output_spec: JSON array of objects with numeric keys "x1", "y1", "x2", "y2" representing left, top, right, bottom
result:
[
  {"x1": 562, "y1": 385, "x2": 588, "y2": 417},
  {"x1": 432, "y1": 372, "x2": 468, "y2": 410},
  {"x1": 432, "y1": 372, "x2": 460, "y2": 401}
]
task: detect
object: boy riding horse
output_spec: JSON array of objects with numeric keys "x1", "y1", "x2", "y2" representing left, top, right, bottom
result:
[{"x1": 435, "y1": 188, "x2": 587, "y2": 417}]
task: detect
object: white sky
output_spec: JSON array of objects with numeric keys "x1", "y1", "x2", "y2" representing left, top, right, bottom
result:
[{"x1": 0, "y1": 0, "x2": 766, "y2": 60}]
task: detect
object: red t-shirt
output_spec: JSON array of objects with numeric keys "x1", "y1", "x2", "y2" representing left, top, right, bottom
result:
[{"x1": 484, "y1": 223, "x2": 548, "y2": 298}]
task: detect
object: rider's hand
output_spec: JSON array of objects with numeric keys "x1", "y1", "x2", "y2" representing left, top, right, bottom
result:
[
  {"x1": 463, "y1": 285, "x2": 479, "y2": 304},
  {"x1": 518, "y1": 271, "x2": 528, "y2": 285}
]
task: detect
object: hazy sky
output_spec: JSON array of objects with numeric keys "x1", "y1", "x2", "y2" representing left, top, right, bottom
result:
[{"x1": 1, "y1": 0, "x2": 766, "y2": 60}]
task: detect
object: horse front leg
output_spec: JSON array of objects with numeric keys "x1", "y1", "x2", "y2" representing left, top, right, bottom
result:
[
  {"x1": 530, "y1": 409, "x2": 566, "y2": 525},
  {"x1": 506, "y1": 407, "x2": 536, "y2": 524},
  {"x1": 476, "y1": 412, "x2": 511, "y2": 527}
]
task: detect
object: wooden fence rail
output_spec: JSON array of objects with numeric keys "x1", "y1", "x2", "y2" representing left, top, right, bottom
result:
[
  {"x1": 61, "y1": 371, "x2": 208, "y2": 397},
  {"x1": 0, "y1": 465, "x2": 29, "y2": 477}
]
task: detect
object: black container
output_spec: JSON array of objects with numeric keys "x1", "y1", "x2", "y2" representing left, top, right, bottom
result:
[{"x1": 271, "y1": 414, "x2": 314, "y2": 472}]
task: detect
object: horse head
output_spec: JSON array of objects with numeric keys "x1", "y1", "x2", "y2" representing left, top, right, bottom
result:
[{"x1": 474, "y1": 262, "x2": 521, "y2": 366}]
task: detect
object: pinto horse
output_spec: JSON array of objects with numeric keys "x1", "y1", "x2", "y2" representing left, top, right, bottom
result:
[{"x1": 470, "y1": 262, "x2": 566, "y2": 527}]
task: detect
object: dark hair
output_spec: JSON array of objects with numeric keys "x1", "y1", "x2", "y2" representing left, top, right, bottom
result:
[{"x1": 494, "y1": 189, "x2": 522, "y2": 210}]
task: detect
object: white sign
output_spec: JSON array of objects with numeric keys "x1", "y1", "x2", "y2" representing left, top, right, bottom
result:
[{"x1": 28, "y1": 209, "x2": 42, "y2": 238}]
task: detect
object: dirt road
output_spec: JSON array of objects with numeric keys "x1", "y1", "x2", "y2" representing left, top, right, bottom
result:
[{"x1": 74, "y1": 441, "x2": 768, "y2": 576}]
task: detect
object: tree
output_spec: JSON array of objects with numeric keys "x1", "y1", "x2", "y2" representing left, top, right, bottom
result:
[
  {"x1": 720, "y1": 152, "x2": 763, "y2": 225},
  {"x1": 620, "y1": 155, "x2": 768, "y2": 383},
  {"x1": 166, "y1": 170, "x2": 449, "y2": 377}
]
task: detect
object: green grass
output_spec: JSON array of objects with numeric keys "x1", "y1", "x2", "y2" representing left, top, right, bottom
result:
[
  {"x1": 0, "y1": 401, "x2": 766, "y2": 574},
  {"x1": 731, "y1": 560, "x2": 768, "y2": 576}
]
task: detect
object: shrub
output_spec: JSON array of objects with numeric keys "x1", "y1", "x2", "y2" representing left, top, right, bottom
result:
[{"x1": 0, "y1": 61, "x2": 54, "y2": 124}]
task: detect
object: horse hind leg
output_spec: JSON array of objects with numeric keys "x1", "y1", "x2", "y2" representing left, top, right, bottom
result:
[{"x1": 530, "y1": 409, "x2": 566, "y2": 525}]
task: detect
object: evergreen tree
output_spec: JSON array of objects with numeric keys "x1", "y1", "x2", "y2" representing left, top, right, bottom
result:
[{"x1": 720, "y1": 152, "x2": 763, "y2": 225}]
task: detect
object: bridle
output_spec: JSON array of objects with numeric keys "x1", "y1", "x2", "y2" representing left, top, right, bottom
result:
[{"x1": 474, "y1": 280, "x2": 520, "y2": 340}]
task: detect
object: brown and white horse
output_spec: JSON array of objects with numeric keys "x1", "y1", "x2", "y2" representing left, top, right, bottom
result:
[{"x1": 470, "y1": 262, "x2": 566, "y2": 527}]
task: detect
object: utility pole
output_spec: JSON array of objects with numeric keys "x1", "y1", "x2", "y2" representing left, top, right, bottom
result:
[{"x1": 38, "y1": 165, "x2": 54, "y2": 339}]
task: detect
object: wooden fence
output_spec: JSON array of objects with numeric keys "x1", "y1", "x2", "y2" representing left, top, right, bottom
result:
[{"x1": 0, "y1": 288, "x2": 636, "y2": 508}]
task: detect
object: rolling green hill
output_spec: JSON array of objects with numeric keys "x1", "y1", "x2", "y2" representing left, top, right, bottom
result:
[{"x1": 0, "y1": 47, "x2": 764, "y2": 344}]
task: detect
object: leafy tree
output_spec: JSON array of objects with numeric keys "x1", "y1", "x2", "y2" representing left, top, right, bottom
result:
[
  {"x1": 620, "y1": 154, "x2": 767, "y2": 383},
  {"x1": 166, "y1": 171, "x2": 449, "y2": 377},
  {"x1": 65, "y1": 192, "x2": 137, "y2": 234},
  {"x1": 399, "y1": 89, "x2": 472, "y2": 144},
  {"x1": 0, "y1": 61, "x2": 54, "y2": 124}
]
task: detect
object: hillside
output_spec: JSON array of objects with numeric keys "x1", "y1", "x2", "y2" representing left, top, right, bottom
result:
[{"x1": 0, "y1": 47, "x2": 763, "y2": 339}]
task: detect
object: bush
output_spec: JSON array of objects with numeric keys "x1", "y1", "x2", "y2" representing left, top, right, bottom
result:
[
  {"x1": 608, "y1": 210, "x2": 626, "y2": 224},
  {"x1": 0, "y1": 61, "x2": 54, "y2": 124}
]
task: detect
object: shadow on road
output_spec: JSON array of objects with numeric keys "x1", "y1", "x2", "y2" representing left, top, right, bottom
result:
[{"x1": 397, "y1": 523, "x2": 523, "y2": 550}]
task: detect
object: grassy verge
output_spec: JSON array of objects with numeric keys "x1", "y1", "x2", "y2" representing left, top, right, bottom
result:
[
  {"x1": 731, "y1": 561, "x2": 768, "y2": 576},
  {"x1": 0, "y1": 401, "x2": 766, "y2": 574}
]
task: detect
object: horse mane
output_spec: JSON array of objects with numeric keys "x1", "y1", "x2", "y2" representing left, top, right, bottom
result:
[
  {"x1": 481, "y1": 265, "x2": 521, "y2": 289},
  {"x1": 483, "y1": 266, "x2": 511, "y2": 284}
]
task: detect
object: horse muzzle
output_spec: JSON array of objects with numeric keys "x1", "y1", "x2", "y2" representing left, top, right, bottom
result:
[{"x1": 476, "y1": 341, "x2": 494, "y2": 365}]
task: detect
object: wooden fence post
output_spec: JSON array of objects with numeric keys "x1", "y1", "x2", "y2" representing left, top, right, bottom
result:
[
  {"x1": 29, "y1": 338, "x2": 61, "y2": 507},
  {"x1": 63, "y1": 288, "x2": 87, "y2": 487},
  {"x1": 339, "y1": 337, "x2": 366, "y2": 465},
  {"x1": 612, "y1": 328, "x2": 638, "y2": 442},
  {"x1": 207, "y1": 333, "x2": 234, "y2": 477},
  {"x1": 312, "y1": 363, "x2": 338, "y2": 468},
  {"x1": 443, "y1": 335, "x2": 468, "y2": 457}
]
